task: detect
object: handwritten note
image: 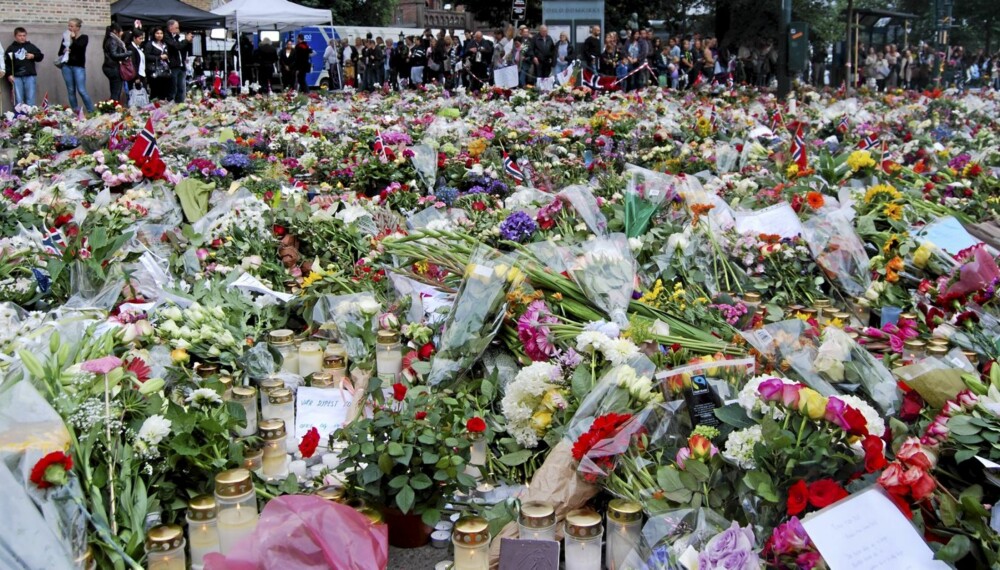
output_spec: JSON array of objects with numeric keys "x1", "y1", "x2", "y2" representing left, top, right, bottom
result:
[
  {"x1": 802, "y1": 486, "x2": 949, "y2": 570},
  {"x1": 295, "y1": 387, "x2": 353, "y2": 443}
]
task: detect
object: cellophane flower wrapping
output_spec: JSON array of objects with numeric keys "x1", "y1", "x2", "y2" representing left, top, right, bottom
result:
[
  {"x1": 311, "y1": 292, "x2": 380, "y2": 362},
  {"x1": 409, "y1": 144, "x2": 437, "y2": 191},
  {"x1": 619, "y1": 507, "x2": 732, "y2": 570},
  {"x1": 624, "y1": 164, "x2": 674, "y2": 238},
  {"x1": 942, "y1": 245, "x2": 1000, "y2": 300},
  {"x1": 427, "y1": 245, "x2": 521, "y2": 386},
  {"x1": 558, "y1": 185, "x2": 608, "y2": 235},
  {"x1": 566, "y1": 356, "x2": 657, "y2": 442},
  {"x1": 802, "y1": 209, "x2": 871, "y2": 299},
  {"x1": 655, "y1": 357, "x2": 756, "y2": 402},
  {"x1": 568, "y1": 233, "x2": 637, "y2": 329}
]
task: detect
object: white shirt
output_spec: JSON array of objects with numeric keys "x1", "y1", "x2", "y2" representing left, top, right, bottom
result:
[
  {"x1": 133, "y1": 43, "x2": 146, "y2": 76},
  {"x1": 323, "y1": 45, "x2": 338, "y2": 67}
]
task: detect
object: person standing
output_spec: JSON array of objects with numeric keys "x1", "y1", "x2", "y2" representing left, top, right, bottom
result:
[
  {"x1": 582, "y1": 25, "x2": 601, "y2": 72},
  {"x1": 5, "y1": 27, "x2": 44, "y2": 107},
  {"x1": 467, "y1": 31, "x2": 493, "y2": 92},
  {"x1": 126, "y1": 29, "x2": 146, "y2": 92},
  {"x1": 145, "y1": 27, "x2": 170, "y2": 100},
  {"x1": 163, "y1": 20, "x2": 193, "y2": 103},
  {"x1": 554, "y1": 31, "x2": 573, "y2": 79},
  {"x1": 256, "y1": 37, "x2": 279, "y2": 93},
  {"x1": 102, "y1": 23, "x2": 130, "y2": 104},
  {"x1": 57, "y1": 19, "x2": 94, "y2": 113},
  {"x1": 294, "y1": 34, "x2": 312, "y2": 92},
  {"x1": 279, "y1": 39, "x2": 296, "y2": 90},
  {"x1": 531, "y1": 25, "x2": 555, "y2": 82},
  {"x1": 322, "y1": 38, "x2": 339, "y2": 90}
]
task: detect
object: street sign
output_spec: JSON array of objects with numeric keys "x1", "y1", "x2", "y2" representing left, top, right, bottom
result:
[{"x1": 512, "y1": 0, "x2": 527, "y2": 20}]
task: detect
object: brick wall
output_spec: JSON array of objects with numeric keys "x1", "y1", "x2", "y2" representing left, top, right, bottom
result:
[{"x1": 181, "y1": 0, "x2": 214, "y2": 10}]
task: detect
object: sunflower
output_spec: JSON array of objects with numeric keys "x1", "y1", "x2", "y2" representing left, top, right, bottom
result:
[
  {"x1": 883, "y1": 203, "x2": 903, "y2": 220},
  {"x1": 864, "y1": 184, "x2": 902, "y2": 204}
]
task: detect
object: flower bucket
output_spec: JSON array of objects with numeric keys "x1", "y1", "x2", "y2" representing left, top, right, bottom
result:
[{"x1": 382, "y1": 507, "x2": 432, "y2": 548}]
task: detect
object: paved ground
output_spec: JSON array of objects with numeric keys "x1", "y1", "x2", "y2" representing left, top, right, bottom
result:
[{"x1": 388, "y1": 545, "x2": 451, "y2": 569}]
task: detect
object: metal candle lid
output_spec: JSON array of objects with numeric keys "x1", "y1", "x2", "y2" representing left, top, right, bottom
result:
[
  {"x1": 323, "y1": 354, "x2": 346, "y2": 370},
  {"x1": 452, "y1": 515, "x2": 490, "y2": 546},
  {"x1": 258, "y1": 419, "x2": 286, "y2": 440},
  {"x1": 813, "y1": 298, "x2": 832, "y2": 309},
  {"x1": 607, "y1": 499, "x2": 643, "y2": 523},
  {"x1": 232, "y1": 386, "x2": 256, "y2": 401},
  {"x1": 187, "y1": 495, "x2": 217, "y2": 521},
  {"x1": 311, "y1": 372, "x2": 335, "y2": 387},
  {"x1": 267, "y1": 387, "x2": 293, "y2": 405},
  {"x1": 145, "y1": 524, "x2": 184, "y2": 552},
  {"x1": 564, "y1": 508, "x2": 602, "y2": 539},
  {"x1": 743, "y1": 292, "x2": 761, "y2": 303},
  {"x1": 268, "y1": 329, "x2": 295, "y2": 346},
  {"x1": 376, "y1": 330, "x2": 400, "y2": 345},
  {"x1": 316, "y1": 485, "x2": 346, "y2": 503},
  {"x1": 259, "y1": 377, "x2": 283, "y2": 394},
  {"x1": 214, "y1": 468, "x2": 254, "y2": 498},
  {"x1": 519, "y1": 501, "x2": 556, "y2": 528},
  {"x1": 358, "y1": 506, "x2": 384, "y2": 525},
  {"x1": 196, "y1": 363, "x2": 219, "y2": 378}
]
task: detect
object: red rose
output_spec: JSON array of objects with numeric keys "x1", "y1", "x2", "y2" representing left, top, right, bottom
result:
[
  {"x1": 472, "y1": 201, "x2": 486, "y2": 212},
  {"x1": 30, "y1": 451, "x2": 73, "y2": 489},
  {"x1": 807, "y1": 479, "x2": 849, "y2": 509},
  {"x1": 787, "y1": 479, "x2": 808, "y2": 516},
  {"x1": 843, "y1": 406, "x2": 869, "y2": 437},
  {"x1": 392, "y1": 382, "x2": 407, "y2": 402},
  {"x1": 862, "y1": 435, "x2": 887, "y2": 473},
  {"x1": 272, "y1": 224, "x2": 287, "y2": 237},
  {"x1": 298, "y1": 427, "x2": 320, "y2": 459},
  {"x1": 417, "y1": 342, "x2": 435, "y2": 360},
  {"x1": 466, "y1": 417, "x2": 486, "y2": 433},
  {"x1": 53, "y1": 213, "x2": 73, "y2": 227},
  {"x1": 415, "y1": 411, "x2": 427, "y2": 420},
  {"x1": 899, "y1": 389, "x2": 925, "y2": 423},
  {"x1": 141, "y1": 160, "x2": 159, "y2": 179},
  {"x1": 901, "y1": 466, "x2": 935, "y2": 501},
  {"x1": 897, "y1": 437, "x2": 937, "y2": 470}
]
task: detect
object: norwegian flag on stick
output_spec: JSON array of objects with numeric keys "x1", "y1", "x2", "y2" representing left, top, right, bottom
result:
[
  {"x1": 789, "y1": 123, "x2": 808, "y2": 170},
  {"x1": 769, "y1": 110, "x2": 783, "y2": 132},
  {"x1": 581, "y1": 68, "x2": 618, "y2": 91},
  {"x1": 128, "y1": 118, "x2": 160, "y2": 162},
  {"x1": 41, "y1": 92, "x2": 49, "y2": 111},
  {"x1": 503, "y1": 151, "x2": 525, "y2": 183},
  {"x1": 836, "y1": 115, "x2": 850, "y2": 134},
  {"x1": 109, "y1": 121, "x2": 124, "y2": 148},
  {"x1": 857, "y1": 133, "x2": 879, "y2": 150},
  {"x1": 373, "y1": 130, "x2": 387, "y2": 160}
]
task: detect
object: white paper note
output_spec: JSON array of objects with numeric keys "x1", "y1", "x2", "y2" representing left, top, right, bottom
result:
[
  {"x1": 294, "y1": 387, "x2": 354, "y2": 443},
  {"x1": 802, "y1": 486, "x2": 949, "y2": 570}
]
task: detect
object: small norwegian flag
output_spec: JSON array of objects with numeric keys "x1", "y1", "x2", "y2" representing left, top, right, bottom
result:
[
  {"x1": 41, "y1": 92, "x2": 49, "y2": 111},
  {"x1": 726, "y1": 73, "x2": 734, "y2": 89},
  {"x1": 789, "y1": 124, "x2": 808, "y2": 170},
  {"x1": 709, "y1": 105, "x2": 718, "y2": 128},
  {"x1": 503, "y1": 151, "x2": 525, "y2": 183},
  {"x1": 41, "y1": 228, "x2": 66, "y2": 255},
  {"x1": 836, "y1": 115, "x2": 850, "y2": 134},
  {"x1": 128, "y1": 118, "x2": 160, "y2": 162},
  {"x1": 857, "y1": 133, "x2": 879, "y2": 151},
  {"x1": 769, "y1": 110, "x2": 783, "y2": 132},
  {"x1": 373, "y1": 130, "x2": 387, "y2": 160},
  {"x1": 109, "y1": 121, "x2": 124, "y2": 148}
]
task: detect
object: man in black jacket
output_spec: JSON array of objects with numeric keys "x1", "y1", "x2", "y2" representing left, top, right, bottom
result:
[
  {"x1": 5, "y1": 27, "x2": 44, "y2": 107},
  {"x1": 466, "y1": 31, "x2": 492, "y2": 92},
  {"x1": 255, "y1": 38, "x2": 279, "y2": 93},
  {"x1": 581, "y1": 25, "x2": 601, "y2": 72},
  {"x1": 164, "y1": 19, "x2": 192, "y2": 103},
  {"x1": 531, "y1": 25, "x2": 556, "y2": 81},
  {"x1": 294, "y1": 34, "x2": 313, "y2": 92}
]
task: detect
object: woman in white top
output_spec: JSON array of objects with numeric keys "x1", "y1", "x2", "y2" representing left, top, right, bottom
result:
[
  {"x1": 555, "y1": 31, "x2": 574, "y2": 78},
  {"x1": 323, "y1": 38, "x2": 339, "y2": 89}
]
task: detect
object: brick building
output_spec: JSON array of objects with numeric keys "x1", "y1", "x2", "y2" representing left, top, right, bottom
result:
[
  {"x1": 393, "y1": 0, "x2": 475, "y2": 32},
  {"x1": 0, "y1": 0, "x2": 210, "y2": 109}
]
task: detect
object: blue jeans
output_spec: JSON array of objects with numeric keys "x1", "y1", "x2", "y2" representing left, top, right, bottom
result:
[
  {"x1": 61, "y1": 66, "x2": 94, "y2": 113},
  {"x1": 170, "y1": 67, "x2": 187, "y2": 103},
  {"x1": 13, "y1": 75, "x2": 37, "y2": 108}
]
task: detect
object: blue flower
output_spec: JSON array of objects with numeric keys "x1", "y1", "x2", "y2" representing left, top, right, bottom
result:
[
  {"x1": 499, "y1": 211, "x2": 537, "y2": 242},
  {"x1": 221, "y1": 153, "x2": 251, "y2": 170},
  {"x1": 435, "y1": 187, "x2": 459, "y2": 206}
]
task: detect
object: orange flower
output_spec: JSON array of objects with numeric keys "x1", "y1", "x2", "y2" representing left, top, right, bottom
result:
[
  {"x1": 886, "y1": 256, "x2": 904, "y2": 283},
  {"x1": 690, "y1": 203, "x2": 715, "y2": 227},
  {"x1": 913, "y1": 160, "x2": 927, "y2": 174},
  {"x1": 806, "y1": 191, "x2": 825, "y2": 209}
]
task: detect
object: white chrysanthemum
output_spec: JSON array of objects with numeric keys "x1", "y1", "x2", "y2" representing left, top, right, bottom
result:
[
  {"x1": 723, "y1": 425, "x2": 763, "y2": 469},
  {"x1": 500, "y1": 362, "x2": 562, "y2": 449},
  {"x1": 187, "y1": 388, "x2": 223, "y2": 409},
  {"x1": 602, "y1": 338, "x2": 639, "y2": 367},
  {"x1": 138, "y1": 414, "x2": 172, "y2": 445},
  {"x1": 576, "y1": 330, "x2": 610, "y2": 353},
  {"x1": 834, "y1": 394, "x2": 886, "y2": 437}
]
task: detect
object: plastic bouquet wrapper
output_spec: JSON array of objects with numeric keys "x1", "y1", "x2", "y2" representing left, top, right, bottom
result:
[
  {"x1": 565, "y1": 356, "x2": 658, "y2": 442},
  {"x1": 310, "y1": 293, "x2": 380, "y2": 362},
  {"x1": 203, "y1": 495, "x2": 388, "y2": 570},
  {"x1": 126, "y1": 251, "x2": 192, "y2": 307},
  {"x1": 567, "y1": 233, "x2": 637, "y2": 329},
  {"x1": 62, "y1": 261, "x2": 127, "y2": 311},
  {"x1": 655, "y1": 356, "x2": 756, "y2": 403},
  {"x1": 409, "y1": 143, "x2": 438, "y2": 191},
  {"x1": 558, "y1": 185, "x2": 608, "y2": 236},
  {"x1": 733, "y1": 202, "x2": 803, "y2": 240},
  {"x1": 387, "y1": 271, "x2": 454, "y2": 326},
  {"x1": 619, "y1": 508, "x2": 733, "y2": 570},
  {"x1": 893, "y1": 355, "x2": 970, "y2": 408},
  {"x1": 574, "y1": 405, "x2": 660, "y2": 485},
  {"x1": 802, "y1": 208, "x2": 872, "y2": 298},
  {"x1": 624, "y1": 164, "x2": 676, "y2": 238},
  {"x1": 907, "y1": 238, "x2": 960, "y2": 278},
  {"x1": 940, "y1": 245, "x2": 1000, "y2": 301},
  {"x1": 427, "y1": 245, "x2": 522, "y2": 386}
]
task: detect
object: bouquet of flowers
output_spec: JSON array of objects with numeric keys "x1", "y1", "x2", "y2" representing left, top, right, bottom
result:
[
  {"x1": 568, "y1": 233, "x2": 636, "y2": 329},
  {"x1": 802, "y1": 208, "x2": 872, "y2": 299},
  {"x1": 154, "y1": 302, "x2": 244, "y2": 366},
  {"x1": 624, "y1": 164, "x2": 675, "y2": 238},
  {"x1": 427, "y1": 245, "x2": 522, "y2": 385}
]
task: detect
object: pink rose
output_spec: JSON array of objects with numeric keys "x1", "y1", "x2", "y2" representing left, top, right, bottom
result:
[
  {"x1": 823, "y1": 397, "x2": 850, "y2": 431},
  {"x1": 781, "y1": 383, "x2": 802, "y2": 408},
  {"x1": 758, "y1": 378, "x2": 785, "y2": 402},
  {"x1": 901, "y1": 466, "x2": 936, "y2": 501},
  {"x1": 956, "y1": 389, "x2": 978, "y2": 410},
  {"x1": 896, "y1": 437, "x2": 938, "y2": 470}
]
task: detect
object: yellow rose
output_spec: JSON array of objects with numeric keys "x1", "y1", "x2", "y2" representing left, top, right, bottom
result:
[
  {"x1": 796, "y1": 388, "x2": 828, "y2": 420},
  {"x1": 541, "y1": 389, "x2": 564, "y2": 411},
  {"x1": 912, "y1": 243, "x2": 932, "y2": 269},
  {"x1": 170, "y1": 348, "x2": 190, "y2": 365},
  {"x1": 530, "y1": 410, "x2": 553, "y2": 433}
]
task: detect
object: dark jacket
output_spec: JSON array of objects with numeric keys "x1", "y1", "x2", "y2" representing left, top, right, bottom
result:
[
  {"x1": 256, "y1": 43, "x2": 279, "y2": 68},
  {"x1": 128, "y1": 42, "x2": 145, "y2": 78},
  {"x1": 531, "y1": 35, "x2": 555, "y2": 66},
  {"x1": 582, "y1": 36, "x2": 601, "y2": 70},
  {"x1": 163, "y1": 33, "x2": 190, "y2": 69},
  {"x1": 4, "y1": 41, "x2": 44, "y2": 77},
  {"x1": 103, "y1": 35, "x2": 130, "y2": 78},
  {"x1": 279, "y1": 48, "x2": 295, "y2": 73},
  {"x1": 144, "y1": 41, "x2": 169, "y2": 77},
  {"x1": 58, "y1": 35, "x2": 88, "y2": 68},
  {"x1": 294, "y1": 41, "x2": 312, "y2": 72}
]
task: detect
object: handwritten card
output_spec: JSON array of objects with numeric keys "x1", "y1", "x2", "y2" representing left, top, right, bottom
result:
[
  {"x1": 802, "y1": 486, "x2": 949, "y2": 570},
  {"x1": 295, "y1": 387, "x2": 353, "y2": 443},
  {"x1": 735, "y1": 202, "x2": 804, "y2": 239}
]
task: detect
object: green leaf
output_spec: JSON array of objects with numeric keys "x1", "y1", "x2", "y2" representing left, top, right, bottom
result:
[
  {"x1": 411, "y1": 473, "x2": 433, "y2": 490},
  {"x1": 396, "y1": 485, "x2": 415, "y2": 514},
  {"x1": 278, "y1": 474, "x2": 299, "y2": 494},
  {"x1": 498, "y1": 450, "x2": 532, "y2": 466},
  {"x1": 938, "y1": 493, "x2": 959, "y2": 527},
  {"x1": 684, "y1": 460, "x2": 711, "y2": 483},
  {"x1": 934, "y1": 535, "x2": 972, "y2": 563},
  {"x1": 571, "y1": 365, "x2": 593, "y2": 400},
  {"x1": 388, "y1": 442, "x2": 404, "y2": 457},
  {"x1": 421, "y1": 508, "x2": 441, "y2": 527},
  {"x1": 481, "y1": 378, "x2": 495, "y2": 401},
  {"x1": 389, "y1": 475, "x2": 409, "y2": 489},
  {"x1": 378, "y1": 453, "x2": 393, "y2": 474},
  {"x1": 715, "y1": 404, "x2": 753, "y2": 428}
]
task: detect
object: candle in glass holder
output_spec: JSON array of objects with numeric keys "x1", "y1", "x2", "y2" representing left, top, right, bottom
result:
[
  {"x1": 298, "y1": 341, "x2": 325, "y2": 378},
  {"x1": 605, "y1": 499, "x2": 643, "y2": 570},
  {"x1": 316, "y1": 485, "x2": 346, "y2": 504},
  {"x1": 218, "y1": 375, "x2": 234, "y2": 401},
  {"x1": 452, "y1": 515, "x2": 490, "y2": 570},
  {"x1": 266, "y1": 388, "x2": 296, "y2": 452},
  {"x1": 231, "y1": 387, "x2": 257, "y2": 437},
  {"x1": 375, "y1": 330, "x2": 402, "y2": 379},
  {"x1": 145, "y1": 524, "x2": 186, "y2": 570},
  {"x1": 260, "y1": 419, "x2": 289, "y2": 480},
  {"x1": 269, "y1": 329, "x2": 298, "y2": 375},
  {"x1": 564, "y1": 509, "x2": 603, "y2": 570},
  {"x1": 186, "y1": 495, "x2": 220, "y2": 570},
  {"x1": 258, "y1": 377, "x2": 283, "y2": 420},
  {"x1": 323, "y1": 355, "x2": 347, "y2": 386},
  {"x1": 518, "y1": 501, "x2": 556, "y2": 541},
  {"x1": 214, "y1": 469, "x2": 258, "y2": 555},
  {"x1": 242, "y1": 444, "x2": 263, "y2": 474}
]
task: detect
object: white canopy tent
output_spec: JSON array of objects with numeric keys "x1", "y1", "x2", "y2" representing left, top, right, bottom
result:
[{"x1": 212, "y1": 0, "x2": 333, "y2": 84}]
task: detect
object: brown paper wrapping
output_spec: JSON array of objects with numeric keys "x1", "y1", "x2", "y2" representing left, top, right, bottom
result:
[{"x1": 488, "y1": 439, "x2": 599, "y2": 569}]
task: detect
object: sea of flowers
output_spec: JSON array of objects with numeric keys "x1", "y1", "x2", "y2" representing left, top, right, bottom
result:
[{"x1": 1, "y1": 81, "x2": 999, "y2": 568}]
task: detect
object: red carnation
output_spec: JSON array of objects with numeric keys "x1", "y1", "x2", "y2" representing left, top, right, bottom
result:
[
  {"x1": 272, "y1": 225, "x2": 287, "y2": 237},
  {"x1": 392, "y1": 382, "x2": 407, "y2": 402},
  {"x1": 417, "y1": 342, "x2": 435, "y2": 360},
  {"x1": 30, "y1": 451, "x2": 73, "y2": 489},
  {"x1": 466, "y1": 417, "x2": 486, "y2": 433},
  {"x1": 807, "y1": 479, "x2": 849, "y2": 509},
  {"x1": 298, "y1": 427, "x2": 320, "y2": 459},
  {"x1": 415, "y1": 411, "x2": 427, "y2": 420},
  {"x1": 571, "y1": 412, "x2": 632, "y2": 462},
  {"x1": 787, "y1": 479, "x2": 808, "y2": 516}
]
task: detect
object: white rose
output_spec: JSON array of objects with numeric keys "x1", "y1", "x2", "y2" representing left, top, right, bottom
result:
[
  {"x1": 138, "y1": 414, "x2": 172, "y2": 445},
  {"x1": 358, "y1": 298, "x2": 380, "y2": 316}
]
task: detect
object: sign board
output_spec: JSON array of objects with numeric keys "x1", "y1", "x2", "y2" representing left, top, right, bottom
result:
[
  {"x1": 542, "y1": 0, "x2": 604, "y2": 49},
  {"x1": 788, "y1": 21, "x2": 809, "y2": 72},
  {"x1": 295, "y1": 387, "x2": 353, "y2": 444},
  {"x1": 512, "y1": 0, "x2": 527, "y2": 20}
]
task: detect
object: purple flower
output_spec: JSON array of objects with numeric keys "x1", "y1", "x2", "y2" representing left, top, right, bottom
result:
[
  {"x1": 769, "y1": 517, "x2": 811, "y2": 555},
  {"x1": 499, "y1": 211, "x2": 537, "y2": 243},
  {"x1": 517, "y1": 300, "x2": 558, "y2": 361},
  {"x1": 698, "y1": 522, "x2": 758, "y2": 570}
]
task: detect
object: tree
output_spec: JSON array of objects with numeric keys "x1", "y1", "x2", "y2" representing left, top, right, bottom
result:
[{"x1": 299, "y1": 0, "x2": 398, "y2": 26}]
